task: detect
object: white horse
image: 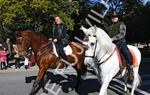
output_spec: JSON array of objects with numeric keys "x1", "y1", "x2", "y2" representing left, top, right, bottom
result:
[{"x1": 81, "y1": 26, "x2": 141, "y2": 95}]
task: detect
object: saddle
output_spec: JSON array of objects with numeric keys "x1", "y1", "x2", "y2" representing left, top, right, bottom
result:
[
  {"x1": 52, "y1": 42, "x2": 72, "y2": 57},
  {"x1": 116, "y1": 47, "x2": 138, "y2": 80}
]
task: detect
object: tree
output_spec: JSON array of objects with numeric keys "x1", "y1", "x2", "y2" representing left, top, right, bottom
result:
[{"x1": 0, "y1": 0, "x2": 79, "y2": 34}]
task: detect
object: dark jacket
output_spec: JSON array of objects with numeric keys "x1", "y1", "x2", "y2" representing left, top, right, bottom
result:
[
  {"x1": 106, "y1": 21, "x2": 126, "y2": 43},
  {"x1": 52, "y1": 23, "x2": 69, "y2": 46}
]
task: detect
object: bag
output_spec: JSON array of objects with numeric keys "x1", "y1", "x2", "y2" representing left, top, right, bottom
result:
[{"x1": 61, "y1": 34, "x2": 70, "y2": 46}]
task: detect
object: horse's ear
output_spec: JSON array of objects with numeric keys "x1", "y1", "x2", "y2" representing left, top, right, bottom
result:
[
  {"x1": 80, "y1": 25, "x2": 88, "y2": 35},
  {"x1": 94, "y1": 25, "x2": 97, "y2": 34},
  {"x1": 94, "y1": 25, "x2": 97, "y2": 31}
]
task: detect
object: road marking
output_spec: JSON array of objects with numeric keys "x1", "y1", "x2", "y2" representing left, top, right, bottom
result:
[
  {"x1": 113, "y1": 79, "x2": 150, "y2": 95},
  {"x1": 109, "y1": 85, "x2": 124, "y2": 94}
]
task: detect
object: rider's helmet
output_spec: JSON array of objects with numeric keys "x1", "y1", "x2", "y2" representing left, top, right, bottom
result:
[
  {"x1": 111, "y1": 12, "x2": 118, "y2": 18},
  {"x1": 111, "y1": 12, "x2": 119, "y2": 23}
]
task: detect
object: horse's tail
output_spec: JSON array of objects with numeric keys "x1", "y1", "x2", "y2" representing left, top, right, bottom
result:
[
  {"x1": 131, "y1": 67, "x2": 141, "y2": 95},
  {"x1": 133, "y1": 68, "x2": 141, "y2": 87}
]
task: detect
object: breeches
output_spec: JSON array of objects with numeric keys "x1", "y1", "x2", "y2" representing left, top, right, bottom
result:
[{"x1": 117, "y1": 42, "x2": 133, "y2": 65}]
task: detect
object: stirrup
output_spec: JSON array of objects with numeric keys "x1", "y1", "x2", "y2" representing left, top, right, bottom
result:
[{"x1": 129, "y1": 67, "x2": 134, "y2": 80}]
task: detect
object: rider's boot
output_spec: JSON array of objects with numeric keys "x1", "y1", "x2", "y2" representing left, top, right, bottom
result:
[
  {"x1": 129, "y1": 64, "x2": 134, "y2": 80},
  {"x1": 59, "y1": 50, "x2": 68, "y2": 68}
]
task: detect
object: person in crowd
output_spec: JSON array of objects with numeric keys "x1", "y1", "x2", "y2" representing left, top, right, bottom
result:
[
  {"x1": 3, "y1": 38, "x2": 13, "y2": 68},
  {"x1": 13, "y1": 45, "x2": 20, "y2": 69},
  {"x1": 0, "y1": 46, "x2": 7, "y2": 70},
  {"x1": 29, "y1": 51, "x2": 35, "y2": 67},
  {"x1": 24, "y1": 47, "x2": 32, "y2": 69}
]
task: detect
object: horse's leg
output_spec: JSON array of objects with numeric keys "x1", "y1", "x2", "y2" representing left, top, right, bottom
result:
[
  {"x1": 93, "y1": 63, "x2": 101, "y2": 83},
  {"x1": 99, "y1": 75, "x2": 111, "y2": 95},
  {"x1": 75, "y1": 70, "x2": 82, "y2": 90},
  {"x1": 29, "y1": 67, "x2": 46, "y2": 95},
  {"x1": 41, "y1": 73, "x2": 48, "y2": 94},
  {"x1": 123, "y1": 70, "x2": 129, "y2": 93},
  {"x1": 131, "y1": 67, "x2": 141, "y2": 95}
]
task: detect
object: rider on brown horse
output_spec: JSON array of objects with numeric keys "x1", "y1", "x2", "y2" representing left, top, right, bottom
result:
[{"x1": 49, "y1": 16, "x2": 69, "y2": 62}]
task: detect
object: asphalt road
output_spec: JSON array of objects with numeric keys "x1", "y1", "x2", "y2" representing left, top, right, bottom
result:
[{"x1": 0, "y1": 58, "x2": 150, "y2": 95}]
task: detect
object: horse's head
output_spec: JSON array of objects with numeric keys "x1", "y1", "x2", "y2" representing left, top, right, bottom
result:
[
  {"x1": 81, "y1": 25, "x2": 116, "y2": 66},
  {"x1": 81, "y1": 25, "x2": 115, "y2": 50},
  {"x1": 81, "y1": 25, "x2": 97, "y2": 37},
  {"x1": 16, "y1": 31, "x2": 31, "y2": 57},
  {"x1": 83, "y1": 35, "x2": 97, "y2": 66},
  {"x1": 81, "y1": 26, "x2": 98, "y2": 65}
]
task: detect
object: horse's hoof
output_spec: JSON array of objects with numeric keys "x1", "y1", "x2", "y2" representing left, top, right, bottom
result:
[
  {"x1": 29, "y1": 92, "x2": 35, "y2": 95},
  {"x1": 75, "y1": 86, "x2": 80, "y2": 93},
  {"x1": 43, "y1": 89, "x2": 48, "y2": 94},
  {"x1": 124, "y1": 89, "x2": 130, "y2": 94}
]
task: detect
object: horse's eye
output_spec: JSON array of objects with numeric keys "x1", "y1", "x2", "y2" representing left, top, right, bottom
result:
[
  {"x1": 91, "y1": 42, "x2": 95, "y2": 46},
  {"x1": 93, "y1": 35, "x2": 96, "y2": 37}
]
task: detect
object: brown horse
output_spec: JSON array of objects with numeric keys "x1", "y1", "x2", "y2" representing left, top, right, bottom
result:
[{"x1": 16, "y1": 30, "x2": 87, "y2": 95}]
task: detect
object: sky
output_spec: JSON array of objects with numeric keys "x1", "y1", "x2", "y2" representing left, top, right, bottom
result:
[
  {"x1": 144, "y1": 0, "x2": 149, "y2": 4},
  {"x1": 89, "y1": 0, "x2": 149, "y2": 4}
]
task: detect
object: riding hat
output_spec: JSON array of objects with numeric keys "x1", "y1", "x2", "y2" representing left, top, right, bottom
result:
[{"x1": 111, "y1": 12, "x2": 119, "y2": 17}]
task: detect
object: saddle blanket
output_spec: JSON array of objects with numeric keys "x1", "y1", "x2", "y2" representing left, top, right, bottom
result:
[
  {"x1": 116, "y1": 47, "x2": 138, "y2": 67},
  {"x1": 52, "y1": 43, "x2": 72, "y2": 57}
]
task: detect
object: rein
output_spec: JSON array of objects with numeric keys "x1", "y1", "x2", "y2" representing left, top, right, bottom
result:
[
  {"x1": 97, "y1": 48, "x2": 116, "y2": 65},
  {"x1": 37, "y1": 42, "x2": 53, "y2": 56}
]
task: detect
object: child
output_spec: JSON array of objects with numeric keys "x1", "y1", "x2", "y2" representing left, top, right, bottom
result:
[
  {"x1": 0, "y1": 46, "x2": 7, "y2": 70},
  {"x1": 24, "y1": 47, "x2": 33, "y2": 69}
]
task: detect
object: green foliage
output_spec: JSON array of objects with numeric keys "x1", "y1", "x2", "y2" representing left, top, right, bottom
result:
[
  {"x1": 0, "y1": 0, "x2": 79, "y2": 33},
  {"x1": 1, "y1": 0, "x2": 150, "y2": 44}
]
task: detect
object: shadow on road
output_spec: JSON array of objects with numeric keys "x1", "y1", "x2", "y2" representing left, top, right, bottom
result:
[{"x1": 25, "y1": 71, "x2": 100, "y2": 95}]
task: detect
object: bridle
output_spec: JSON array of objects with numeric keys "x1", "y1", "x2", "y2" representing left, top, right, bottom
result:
[
  {"x1": 16, "y1": 36, "x2": 31, "y2": 56},
  {"x1": 85, "y1": 37, "x2": 97, "y2": 58},
  {"x1": 84, "y1": 35, "x2": 116, "y2": 65}
]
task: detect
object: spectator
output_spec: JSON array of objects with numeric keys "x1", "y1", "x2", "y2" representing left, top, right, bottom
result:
[
  {"x1": 0, "y1": 46, "x2": 7, "y2": 70},
  {"x1": 24, "y1": 47, "x2": 32, "y2": 69},
  {"x1": 13, "y1": 45, "x2": 20, "y2": 69},
  {"x1": 3, "y1": 38, "x2": 13, "y2": 68},
  {"x1": 29, "y1": 51, "x2": 35, "y2": 67}
]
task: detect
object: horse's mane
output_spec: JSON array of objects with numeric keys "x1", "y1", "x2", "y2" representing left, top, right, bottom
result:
[
  {"x1": 20, "y1": 29, "x2": 52, "y2": 52},
  {"x1": 92, "y1": 27, "x2": 115, "y2": 55},
  {"x1": 23, "y1": 30, "x2": 48, "y2": 39}
]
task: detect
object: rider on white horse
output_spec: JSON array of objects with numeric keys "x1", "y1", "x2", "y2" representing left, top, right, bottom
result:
[
  {"x1": 81, "y1": 25, "x2": 141, "y2": 95},
  {"x1": 106, "y1": 12, "x2": 133, "y2": 74}
]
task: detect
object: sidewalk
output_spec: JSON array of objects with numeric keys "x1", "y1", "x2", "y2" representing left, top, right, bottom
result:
[
  {"x1": 0, "y1": 60, "x2": 38, "y2": 73},
  {"x1": 1, "y1": 57, "x2": 149, "y2": 73}
]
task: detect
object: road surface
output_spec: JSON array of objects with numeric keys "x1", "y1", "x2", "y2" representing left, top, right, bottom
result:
[{"x1": 0, "y1": 58, "x2": 150, "y2": 95}]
